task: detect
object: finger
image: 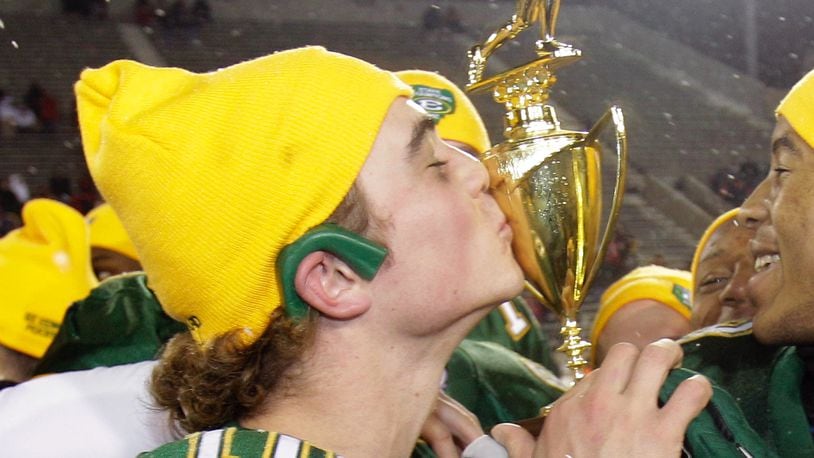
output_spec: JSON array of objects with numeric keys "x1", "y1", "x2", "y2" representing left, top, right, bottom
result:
[
  {"x1": 462, "y1": 435, "x2": 510, "y2": 458},
  {"x1": 625, "y1": 339, "x2": 684, "y2": 399},
  {"x1": 590, "y1": 341, "x2": 640, "y2": 395},
  {"x1": 420, "y1": 412, "x2": 461, "y2": 458},
  {"x1": 659, "y1": 374, "x2": 713, "y2": 433},
  {"x1": 513, "y1": 415, "x2": 545, "y2": 437},
  {"x1": 436, "y1": 392, "x2": 484, "y2": 445},
  {"x1": 555, "y1": 366, "x2": 598, "y2": 404},
  {"x1": 491, "y1": 423, "x2": 535, "y2": 457}
]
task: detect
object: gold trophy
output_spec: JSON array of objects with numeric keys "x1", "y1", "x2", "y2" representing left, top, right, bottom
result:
[{"x1": 467, "y1": 0, "x2": 628, "y2": 381}]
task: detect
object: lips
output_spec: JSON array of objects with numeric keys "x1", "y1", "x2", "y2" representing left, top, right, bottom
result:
[
  {"x1": 749, "y1": 225, "x2": 780, "y2": 272},
  {"x1": 750, "y1": 237, "x2": 780, "y2": 273},
  {"x1": 754, "y1": 253, "x2": 780, "y2": 272}
]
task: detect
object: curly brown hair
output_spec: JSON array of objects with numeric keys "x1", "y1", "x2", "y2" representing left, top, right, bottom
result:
[{"x1": 150, "y1": 184, "x2": 376, "y2": 432}]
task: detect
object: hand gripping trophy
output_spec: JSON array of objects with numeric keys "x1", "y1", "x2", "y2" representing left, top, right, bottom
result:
[{"x1": 467, "y1": 0, "x2": 628, "y2": 382}]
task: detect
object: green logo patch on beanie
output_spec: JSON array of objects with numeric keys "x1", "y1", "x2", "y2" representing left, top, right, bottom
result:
[
  {"x1": 672, "y1": 283, "x2": 691, "y2": 308},
  {"x1": 410, "y1": 84, "x2": 456, "y2": 122}
]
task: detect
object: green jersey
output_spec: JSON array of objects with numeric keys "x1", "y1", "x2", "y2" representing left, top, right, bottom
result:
[
  {"x1": 141, "y1": 427, "x2": 339, "y2": 458},
  {"x1": 444, "y1": 339, "x2": 566, "y2": 431},
  {"x1": 412, "y1": 340, "x2": 566, "y2": 457},
  {"x1": 466, "y1": 297, "x2": 560, "y2": 375},
  {"x1": 680, "y1": 321, "x2": 814, "y2": 457}
]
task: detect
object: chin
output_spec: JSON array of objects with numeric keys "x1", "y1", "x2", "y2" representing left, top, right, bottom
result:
[
  {"x1": 752, "y1": 311, "x2": 812, "y2": 346},
  {"x1": 751, "y1": 320, "x2": 782, "y2": 346},
  {"x1": 751, "y1": 303, "x2": 781, "y2": 343},
  {"x1": 502, "y1": 268, "x2": 526, "y2": 299},
  {"x1": 485, "y1": 259, "x2": 525, "y2": 296}
]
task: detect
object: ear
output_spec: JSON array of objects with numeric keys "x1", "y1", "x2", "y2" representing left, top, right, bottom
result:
[{"x1": 294, "y1": 251, "x2": 372, "y2": 320}]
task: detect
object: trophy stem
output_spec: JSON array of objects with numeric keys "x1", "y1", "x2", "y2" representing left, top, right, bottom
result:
[{"x1": 556, "y1": 317, "x2": 591, "y2": 382}]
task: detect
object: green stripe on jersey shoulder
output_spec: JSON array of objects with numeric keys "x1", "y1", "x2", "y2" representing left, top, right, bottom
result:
[
  {"x1": 679, "y1": 319, "x2": 753, "y2": 344},
  {"x1": 140, "y1": 427, "x2": 339, "y2": 458}
]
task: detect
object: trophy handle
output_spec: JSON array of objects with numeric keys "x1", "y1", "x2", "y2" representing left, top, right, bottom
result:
[{"x1": 582, "y1": 105, "x2": 628, "y2": 293}]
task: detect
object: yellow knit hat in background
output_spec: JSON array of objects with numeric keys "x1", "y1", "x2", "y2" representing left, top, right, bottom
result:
[
  {"x1": 86, "y1": 203, "x2": 139, "y2": 261},
  {"x1": 396, "y1": 70, "x2": 491, "y2": 155},
  {"x1": 777, "y1": 68, "x2": 814, "y2": 148},
  {"x1": 689, "y1": 208, "x2": 739, "y2": 300},
  {"x1": 76, "y1": 46, "x2": 412, "y2": 345},
  {"x1": 0, "y1": 199, "x2": 98, "y2": 358},
  {"x1": 590, "y1": 265, "x2": 692, "y2": 347}
]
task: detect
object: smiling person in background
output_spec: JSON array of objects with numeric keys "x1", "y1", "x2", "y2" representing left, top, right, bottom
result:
[
  {"x1": 679, "y1": 68, "x2": 814, "y2": 456},
  {"x1": 689, "y1": 208, "x2": 757, "y2": 329}
]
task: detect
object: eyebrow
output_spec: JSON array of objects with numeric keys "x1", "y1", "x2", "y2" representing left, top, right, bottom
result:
[
  {"x1": 771, "y1": 135, "x2": 800, "y2": 158},
  {"x1": 405, "y1": 117, "x2": 437, "y2": 161}
]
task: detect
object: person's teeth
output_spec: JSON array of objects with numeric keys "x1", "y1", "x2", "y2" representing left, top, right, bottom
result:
[{"x1": 754, "y1": 254, "x2": 780, "y2": 272}]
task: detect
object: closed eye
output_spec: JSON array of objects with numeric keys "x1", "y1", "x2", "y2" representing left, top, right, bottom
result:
[
  {"x1": 698, "y1": 276, "x2": 729, "y2": 293},
  {"x1": 428, "y1": 159, "x2": 449, "y2": 181},
  {"x1": 701, "y1": 277, "x2": 727, "y2": 287}
]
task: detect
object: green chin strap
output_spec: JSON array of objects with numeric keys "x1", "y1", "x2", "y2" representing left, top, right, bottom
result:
[{"x1": 277, "y1": 223, "x2": 387, "y2": 320}]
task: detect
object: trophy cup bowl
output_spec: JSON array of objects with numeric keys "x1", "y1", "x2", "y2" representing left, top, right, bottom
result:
[
  {"x1": 485, "y1": 136, "x2": 602, "y2": 320},
  {"x1": 482, "y1": 107, "x2": 627, "y2": 381}
]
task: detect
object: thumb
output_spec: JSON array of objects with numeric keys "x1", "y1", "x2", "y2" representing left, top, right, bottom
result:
[{"x1": 491, "y1": 423, "x2": 536, "y2": 458}]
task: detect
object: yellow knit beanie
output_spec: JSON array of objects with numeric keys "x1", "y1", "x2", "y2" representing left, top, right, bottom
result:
[
  {"x1": 396, "y1": 70, "x2": 491, "y2": 155},
  {"x1": 76, "y1": 46, "x2": 412, "y2": 345},
  {"x1": 86, "y1": 203, "x2": 139, "y2": 261},
  {"x1": 777, "y1": 68, "x2": 814, "y2": 148},
  {"x1": 0, "y1": 199, "x2": 98, "y2": 358},
  {"x1": 591, "y1": 265, "x2": 692, "y2": 348},
  {"x1": 689, "y1": 208, "x2": 740, "y2": 301}
]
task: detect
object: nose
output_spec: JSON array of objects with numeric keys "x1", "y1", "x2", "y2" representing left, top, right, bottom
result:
[
  {"x1": 719, "y1": 263, "x2": 750, "y2": 309},
  {"x1": 718, "y1": 261, "x2": 757, "y2": 320},
  {"x1": 737, "y1": 178, "x2": 770, "y2": 229}
]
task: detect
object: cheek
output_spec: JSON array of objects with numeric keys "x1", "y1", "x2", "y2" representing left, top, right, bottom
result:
[
  {"x1": 732, "y1": 260, "x2": 756, "y2": 288},
  {"x1": 774, "y1": 182, "x2": 811, "y2": 241},
  {"x1": 691, "y1": 295, "x2": 721, "y2": 327},
  {"x1": 385, "y1": 197, "x2": 478, "y2": 274},
  {"x1": 405, "y1": 196, "x2": 476, "y2": 245},
  {"x1": 773, "y1": 195, "x2": 814, "y2": 286}
]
